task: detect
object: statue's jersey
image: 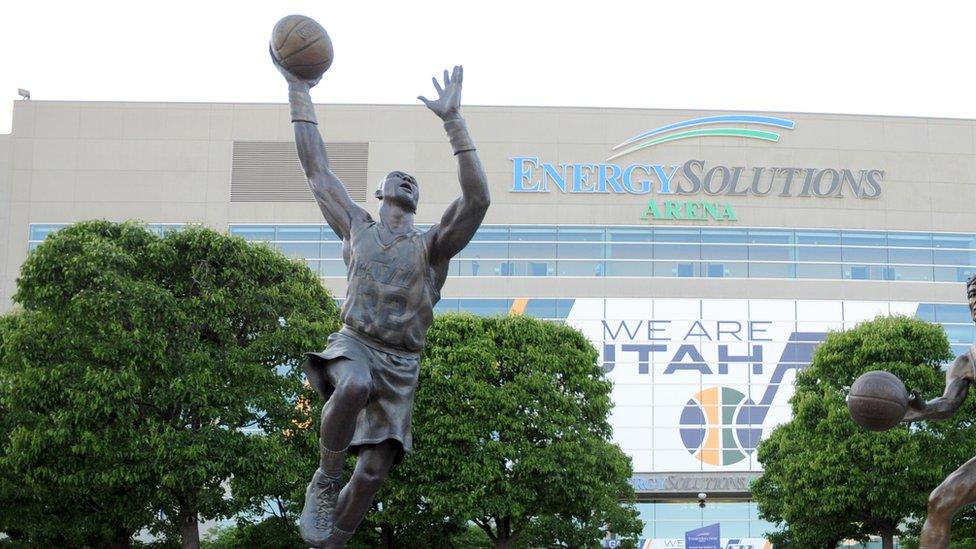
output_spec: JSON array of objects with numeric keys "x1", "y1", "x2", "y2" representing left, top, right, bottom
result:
[{"x1": 340, "y1": 219, "x2": 439, "y2": 354}]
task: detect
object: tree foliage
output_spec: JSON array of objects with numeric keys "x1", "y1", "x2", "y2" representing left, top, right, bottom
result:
[
  {"x1": 753, "y1": 315, "x2": 976, "y2": 548},
  {"x1": 359, "y1": 313, "x2": 642, "y2": 549},
  {"x1": 0, "y1": 221, "x2": 339, "y2": 548}
]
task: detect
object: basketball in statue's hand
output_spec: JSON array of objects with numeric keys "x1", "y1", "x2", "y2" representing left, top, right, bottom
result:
[
  {"x1": 271, "y1": 15, "x2": 333, "y2": 81},
  {"x1": 847, "y1": 370, "x2": 909, "y2": 431}
]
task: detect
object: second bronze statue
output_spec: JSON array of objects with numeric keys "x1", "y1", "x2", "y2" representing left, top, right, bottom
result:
[{"x1": 271, "y1": 25, "x2": 490, "y2": 549}]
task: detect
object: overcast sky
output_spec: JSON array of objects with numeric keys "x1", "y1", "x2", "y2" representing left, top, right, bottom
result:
[{"x1": 2, "y1": 1, "x2": 975, "y2": 133}]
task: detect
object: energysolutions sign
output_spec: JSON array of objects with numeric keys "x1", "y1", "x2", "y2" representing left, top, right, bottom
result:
[{"x1": 508, "y1": 115, "x2": 886, "y2": 221}]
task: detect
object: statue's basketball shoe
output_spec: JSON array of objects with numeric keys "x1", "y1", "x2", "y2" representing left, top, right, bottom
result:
[{"x1": 300, "y1": 468, "x2": 341, "y2": 547}]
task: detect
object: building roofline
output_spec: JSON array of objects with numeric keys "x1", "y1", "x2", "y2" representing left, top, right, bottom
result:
[{"x1": 12, "y1": 98, "x2": 976, "y2": 123}]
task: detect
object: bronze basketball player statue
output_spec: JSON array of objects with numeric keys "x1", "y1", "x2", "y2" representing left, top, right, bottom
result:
[
  {"x1": 900, "y1": 275, "x2": 976, "y2": 549},
  {"x1": 272, "y1": 55, "x2": 489, "y2": 547}
]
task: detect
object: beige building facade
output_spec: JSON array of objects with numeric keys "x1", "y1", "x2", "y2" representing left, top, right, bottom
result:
[{"x1": 2, "y1": 100, "x2": 975, "y2": 544}]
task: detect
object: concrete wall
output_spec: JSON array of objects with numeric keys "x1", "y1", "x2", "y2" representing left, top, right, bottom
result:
[
  {"x1": 4, "y1": 100, "x2": 976, "y2": 308},
  {"x1": 0, "y1": 133, "x2": 10, "y2": 308}
]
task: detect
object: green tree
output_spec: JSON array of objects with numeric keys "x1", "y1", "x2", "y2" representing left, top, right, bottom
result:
[
  {"x1": 370, "y1": 313, "x2": 641, "y2": 549},
  {"x1": 200, "y1": 516, "x2": 305, "y2": 549},
  {"x1": 0, "y1": 221, "x2": 338, "y2": 548},
  {"x1": 753, "y1": 315, "x2": 976, "y2": 549}
]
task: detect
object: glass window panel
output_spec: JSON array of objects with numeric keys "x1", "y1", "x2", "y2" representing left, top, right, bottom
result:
[
  {"x1": 557, "y1": 242, "x2": 603, "y2": 259},
  {"x1": 457, "y1": 259, "x2": 493, "y2": 276},
  {"x1": 915, "y1": 303, "x2": 936, "y2": 321},
  {"x1": 706, "y1": 263, "x2": 726, "y2": 277},
  {"x1": 750, "y1": 516, "x2": 778, "y2": 538},
  {"x1": 558, "y1": 260, "x2": 603, "y2": 276},
  {"x1": 305, "y1": 260, "x2": 321, "y2": 275},
  {"x1": 507, "y1": 260, "x2": 554, "y2": 276},
  {"x1": 555, "y1": 299, "x2": 575, "y2": 318},
  {"x1": 842, "y1": 231, "x2": 886, "y2": 247},
  {"x1": 701, "y1": 502, "x2": 751, "y2": 521},
  {"x1": 723, "y1": 262, "x2": 749, "y2": 278},
  {"x1": 275, "y1": 225, "x2": 322, "y2": 241},
  {"x1": 702, "y1": 244, "x2": 747, "y2": 260},
  {"x1": 888, "y1": 232, "x2": 932, "y2": 248},
  {"x1": 701, "y1": 228, "x2": 747, "y2": 243},
  {"x1": 558, "y1": 226, "x2": 604, "y2": 241},
  {"x1": 323, "y1": 226, "x2": 341, "y2": 241},
  {"x1": 891, "y1": 265, "x2": 933, "y2": 281},
  {"x1": 530, "y1": 261, "x2": 554, "y2": 276},
  {"x1": 606, "y1": 261, "x2": 652, "y2": 276},
  {"x1": 889, "y1": 247, "x2": 933, "y2": 265},
  {"x1": 934, "y1": 266, "x2": 976, "y2": 282},
  {"x1": 28, "y1": 242, "x2": 40, "y2": 252},
  {"x1": 748, "y1": 244, "x2": 794, "y2": 261},
  {"x1": 155, "y1": 224, "x2": 183, "y2": 235},
  {"x1": 523, "y1": 299, "x2": 557, "y2": 318},
  {"x1": 460, "y1": 241, "x2": 508, "y2": 259},
  {"x1": 458, "y1": 299, "x2": 512, "y2": 316},
  {"x1": 471, "y1": 226, "x2": 509, "y2": 241},
  {"x1": 654, "y1": 521, "x2": 706, "y2": 540},
  {"x1": 718, "y1": 521, "x2": 752, "y2": 538},
  {"x1": 748, "y1": 229, "x2": 794, "y2": 245},
  {"x1": 607, "y1": 227, "x2": 652, "y2": 242},
  {"x1": 797, "y1": 230, "x2": 841, "y2": 245},
  {"x1": 952, "y1": 344, "x2": 972, "y2": 357},
  {"x1": 654, "y1": 243, "x2": 700, "y2": 260},
  {"x1": 320, "y1": 242, "x2": 342, "y2": 260},
  {"x1": 845, "y1": 265, "x2": 887, "y2": 280},
  {"x1": 230, "y1": 225, "x2": 275, "y2": 241},
  {"x1": 749, "y1": 262, "x2": 795, "y2": 278},
  {"x1": 510, "y1": 242, "x2": 556, "y2": 259},
  {"x1": 942, "y1": 324, "x2": 975, "y2": 343},
  {"x1": 676, "y1": 262, "x2": 696, "y2": 277},
  {"x1": 654, "y1": 502, "x2": 704, "y2": 521},
  {"x1": 653, "y1": 227, "x2": 700, "y2": 242},
  {"x1": 842, "y1": 246, "x2": 886, "y2": 263},
  {"x1": 936, "y1": 304, "x2": 974, "y2": 323},
  {"x1": 471, "y1": 260, "x2": 513, "y2": 276},
  {"x1": 653, "y1": 261, "x2": 681, "y2": 277},
  {"x1": 276, "y1": 242, "x2": 319, "y2": 259},
  {"x1": 607, "y1": 243, "x2": 652, "y2": 259},
  {"x1": 797, "y1": 245, "x2": 841, "y2": 262},
  {"x1": 933, "y1": 233, "x2": 976, "y2": 249},
  {"x1": 934, "y1": 249, "x2": 976, "y2": 266},
  {"x1": 321, "y1": 260, "x2": 346, "y2": 276},
  {"x1": 510, "y1": 226, "x2": 556, "y2": 242},
  {"x1": 28, "y1": 223, "x2": 66, "y2": 241},
  {"x1": 797, "y1": 263, "x2": 842, "y2": 279},
  {"x1": 433, "y1": 299, "x2": 459, "y2": 314}
]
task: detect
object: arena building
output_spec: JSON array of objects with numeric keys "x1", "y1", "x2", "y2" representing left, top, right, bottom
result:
[{"x1": 2, "y1": 99, "x2": 975, "y2": 547}]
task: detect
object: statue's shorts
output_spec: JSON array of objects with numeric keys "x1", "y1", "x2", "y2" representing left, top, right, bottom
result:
[{"x1": 303, "y1": 328, "x2": 420, "y2": 461}]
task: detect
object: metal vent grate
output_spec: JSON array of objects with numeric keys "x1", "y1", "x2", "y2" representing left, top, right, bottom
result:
[{"x1": 231, "y1": 141, "x2": 368, "y2": 202}]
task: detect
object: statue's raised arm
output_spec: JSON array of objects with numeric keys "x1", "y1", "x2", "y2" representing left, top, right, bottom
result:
[
  {"x1": 418, "y1": 66, "x2": 491, "y2": 281},
  {"x1": 272, "y1": 48, "x2": 370, "y2": 240}
]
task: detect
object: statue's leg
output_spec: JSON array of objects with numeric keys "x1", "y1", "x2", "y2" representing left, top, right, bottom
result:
[
  {"x1": 320, "y1": 357, "x2": 373, "y2": 458},
  {"x1": 331, "y1": 439, "x2": 400, "y2": 542},
  {"x1": 301, "y1": 357, "x2": 373, "y2": 547},
  {"x1": 919, "y1": 454, "x2": 976, "y2": 549}
]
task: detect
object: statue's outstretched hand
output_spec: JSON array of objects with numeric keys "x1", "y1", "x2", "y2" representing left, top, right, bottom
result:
[
  {"x1": 270, "y1": 45, "x2": 321, "y2": 91},
  {"x1": 418, "y1": 65, "x2": 463, "y2": 121}
]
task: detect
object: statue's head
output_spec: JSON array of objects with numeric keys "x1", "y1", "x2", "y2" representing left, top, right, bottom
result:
[
  {"x1": 375, "y1": 171, "x2": 420, "y2": 213},
  {"x1": 967, "y1": 273, "x2": 976, "y2": 322}
]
